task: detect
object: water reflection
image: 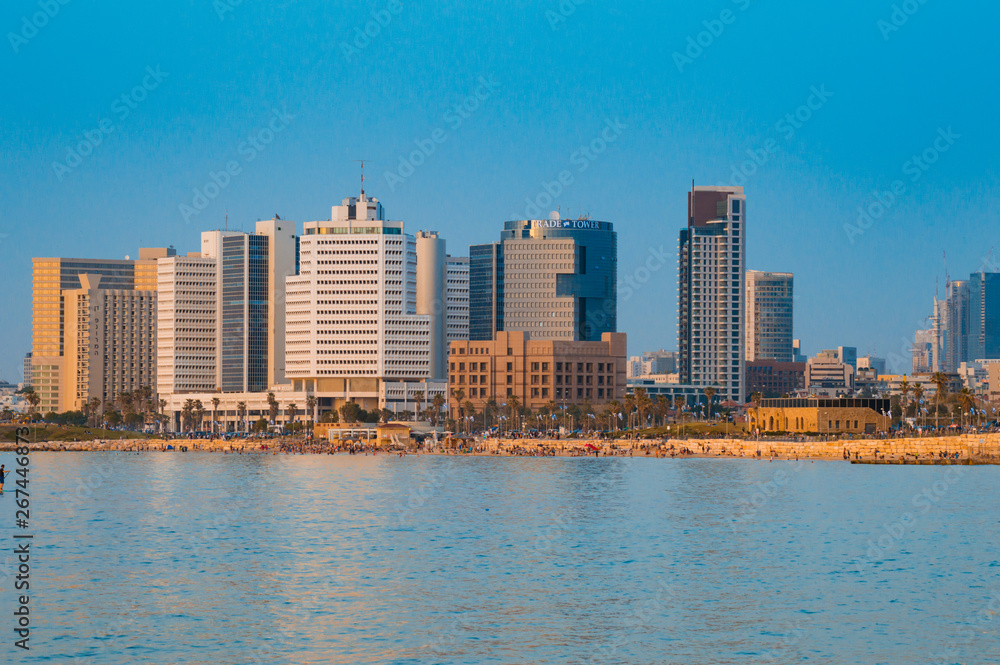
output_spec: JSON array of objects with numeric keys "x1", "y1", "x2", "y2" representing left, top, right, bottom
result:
[{"x1": 7, "y1": 452, "x2": 997, "y2": 663}]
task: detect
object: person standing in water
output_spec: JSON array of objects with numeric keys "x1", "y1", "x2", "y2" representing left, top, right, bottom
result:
[{"x1": 0, "y1": 465, "x2": 6, "y2": 494}]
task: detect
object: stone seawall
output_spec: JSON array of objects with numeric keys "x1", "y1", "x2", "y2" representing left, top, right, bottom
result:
[
  {"x1": 486, "y1": 434, "x2": 1000, "y2": 460},
  {"x1": 668, "y1": 434, "x2": 1000, "y2": 459}
]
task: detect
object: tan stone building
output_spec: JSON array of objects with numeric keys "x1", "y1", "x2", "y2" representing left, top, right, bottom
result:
[
  {"x1": 31, "y1": 249, "x2": 168, "y2": 414},
  {"x1": 748, "y1": 397, "x2": 892, "y2": 435},
  {"x1": 447, "y1": 331, "x2": 627, "y2": 415},
  {"x1": 62, "y1": 274, "x2": 157, "y2": 412}
]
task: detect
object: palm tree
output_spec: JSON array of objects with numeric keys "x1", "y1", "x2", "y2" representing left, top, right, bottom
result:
[
  {"x1": 88, "y1": 396, "x2": 102, "y2": 428},
  {"x1": 158, "y1": 398, "x2": 167, "y2": 432},
  {"x1": 181, "y1": 399, "x2": 195, "y2": 432},
  {"x1": 193, "y1": 400, "x2": 205, "y2": 432},
  {"x1": 507, "y1": 395, "x2": 521, "y2": 430},
  {"x1": 899, "y1": 376, "x2": 911, "y2": 426},
  {"x1": 453, "y1": 388, "x2": 465, "y2": 424},
  {"x1": 432, "y1": 393, "x2": 446, "y2": 425},
  {"x1": 286, "y1": 403, "x2": 298, "y2": 429},
  {"x1": 606, "y1": 399, "x2": 622, "y2": 432},
  {"x1": 931, "y1": 372, "x2": 948, "y2": 430},
  {"x1": 957, "y1": 388, "x2": 974, "y2": 429},
  {"x1": 117, "y1": 391, "x2": 133, "y2": 418},
  {"x1": 703, "y1": 387, "x2": 716, "y2": 421},
  {"x1": 912, "y1": 384, "x2": 924, "y2": 429},
  {"x1": 211, "y1": 397, "x2": 221, "y2": 435},
  {"x1": 265, "y1": 392, "x2": 278, "y2": 424},
  {"x1": 623, "y1": 394, "x2": 636, "y2": 432},
  {"x1": 412, "y1": 390, "x2": 426, "y2": 422},
  {"x1": 23, "y1": 388, "x2": 40, "y2": 419},
  {"x1": 463, "y1": 400, "x2": 475, "y2": 433},
  {"x1": 236, "y1": 401, "x2": 247, "y2": 433},
  {"x1": 655, "y1": 395, "x2": 669, "y2": 426},
  {"x1": 635, "y1": 387, "x2": 652, "y2": 430},
  {"x1": 306, "y1": 395, "x2": 317, "y2": 431}
]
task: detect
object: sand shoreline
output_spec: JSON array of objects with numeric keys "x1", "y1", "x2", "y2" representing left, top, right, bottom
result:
[{"x1": 4, "y1": 434, "x2": 998, "y2": 463}]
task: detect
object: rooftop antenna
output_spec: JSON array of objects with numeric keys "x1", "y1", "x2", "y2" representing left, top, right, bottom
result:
[
  {"x1": 354, "y1": 159, "x2": 368, "y2": 198},
  {"x1": 943, "y1": 250, "x2": 949, "y2": 289},
  {"x1": 224, "y1": 212, "x2": 228, "y2": 231}
]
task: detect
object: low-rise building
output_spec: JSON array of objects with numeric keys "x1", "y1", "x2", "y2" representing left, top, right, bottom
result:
[
  {"x1": 447, "y1": 330, "x2": 626, "y2": 415},
  {"x1": 748, "y1": 397, "x2": 892, "y2": 434},
  {"x1": 806, "y1": 350, "x2": 854, "y2": 397}
]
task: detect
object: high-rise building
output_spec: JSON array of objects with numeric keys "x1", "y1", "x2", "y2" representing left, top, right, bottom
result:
[
  {"x1": 469, "y1": 213, "x2": 617, "y2": 342},
  {"x1": 416, "y1": 231, "x2": 448, "y2": 380},
  {"x1": 678, "y1": 185, "x2": 746, "y2": 403},
  {"x1": 446, "y1": 255, "x2": 470, "y2": 344},
  {"x1": 22, "y1": 352, "x2": 32, "y2": 387},
  {"x1": 62, "y1": 274, "x2": 157, "y2": 411},
  {"x1": 285, "y1": 192, "x2": 439, "y2": 413},
  {"x1": 156, "y1": 254, "x2": 217, "y2": 395},
  {"x1": 942, "y1": 280, "x2": 970, "y2": 371},
  {"x1": 969, "y1": 272, "x2": 1000, "y2": 360},
  {"x1": 199, "y1": 219, "x2": 298, "y2": 393},
  {"x1": 469, "y1": 242, "x2": 503, "y2": 341},
  {"x1": 31, "y1": 249, "x2": 171, "y2": 413},
  {"x1": 912, "y1": 328, "x2": 936, "y2": 373},
  {"x1": 745, "y1": 271, "x2": 793, "y2": 362}
]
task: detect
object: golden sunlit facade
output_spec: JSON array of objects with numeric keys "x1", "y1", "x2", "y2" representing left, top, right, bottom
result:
[{"x1": 30, "y1": 251, "x2": 169, "y2": 414}]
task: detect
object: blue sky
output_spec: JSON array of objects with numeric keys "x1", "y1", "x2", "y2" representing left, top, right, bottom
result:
[{"x1": 1, "y1": 0, "x2": 996, "y2": 382}]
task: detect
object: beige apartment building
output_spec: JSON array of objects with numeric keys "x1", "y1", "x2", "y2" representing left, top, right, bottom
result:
[
  {"x1": 447, "y1": 330, "x2": 627, "y2": 416},
  {"x1": 31, "y1": 248, "x2": 168, "y2": 413},
  {"x1": 62, "y1": 274, "x2": 157, "y2": 412}
]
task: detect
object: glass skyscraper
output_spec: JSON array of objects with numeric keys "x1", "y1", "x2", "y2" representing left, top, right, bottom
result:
[
  {"x1": 969, "y1": 272, "x2": 1000, "y2": 360},
  {"x1": 221, "y1": 234, "x2": 270, "y2": 392},
  {"x1": 469, "y1": 216, "x2": 617, "y2": 342}
]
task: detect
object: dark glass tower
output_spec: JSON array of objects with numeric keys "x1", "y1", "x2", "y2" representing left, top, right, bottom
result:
[
  {"x1": 221, "y1": 234, "x2": 270, "y2": 392},
  {"x1": 969, "y1": 272, "x2": 1000, "y2": 360},
  {"x1": 469, "y1": 242, "x2": 503, "y2": 341}
]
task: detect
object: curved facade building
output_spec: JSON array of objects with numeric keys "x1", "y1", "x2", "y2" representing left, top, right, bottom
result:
[{"x1": 471, "y1": 215, "x2": 617, "y2": 342}]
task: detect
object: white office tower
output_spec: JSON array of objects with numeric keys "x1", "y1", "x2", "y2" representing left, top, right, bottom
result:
[
  {"x1": 446, "y1": 256, "x2": 470, "y2": 344},
  {"x1": 285, "y1": 192, "x2": 433, "y2": 412},
  {"x1": 156, "y1": 254, "x2": 218, "y2": 395},
  {"x1": 678, "y1": 185, "x2": 747, "y2": 403}
]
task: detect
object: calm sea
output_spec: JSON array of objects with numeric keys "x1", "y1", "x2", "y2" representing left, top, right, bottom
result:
[{"x1": 0, "y1": 452, "x2": 997, "y2": 664}]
